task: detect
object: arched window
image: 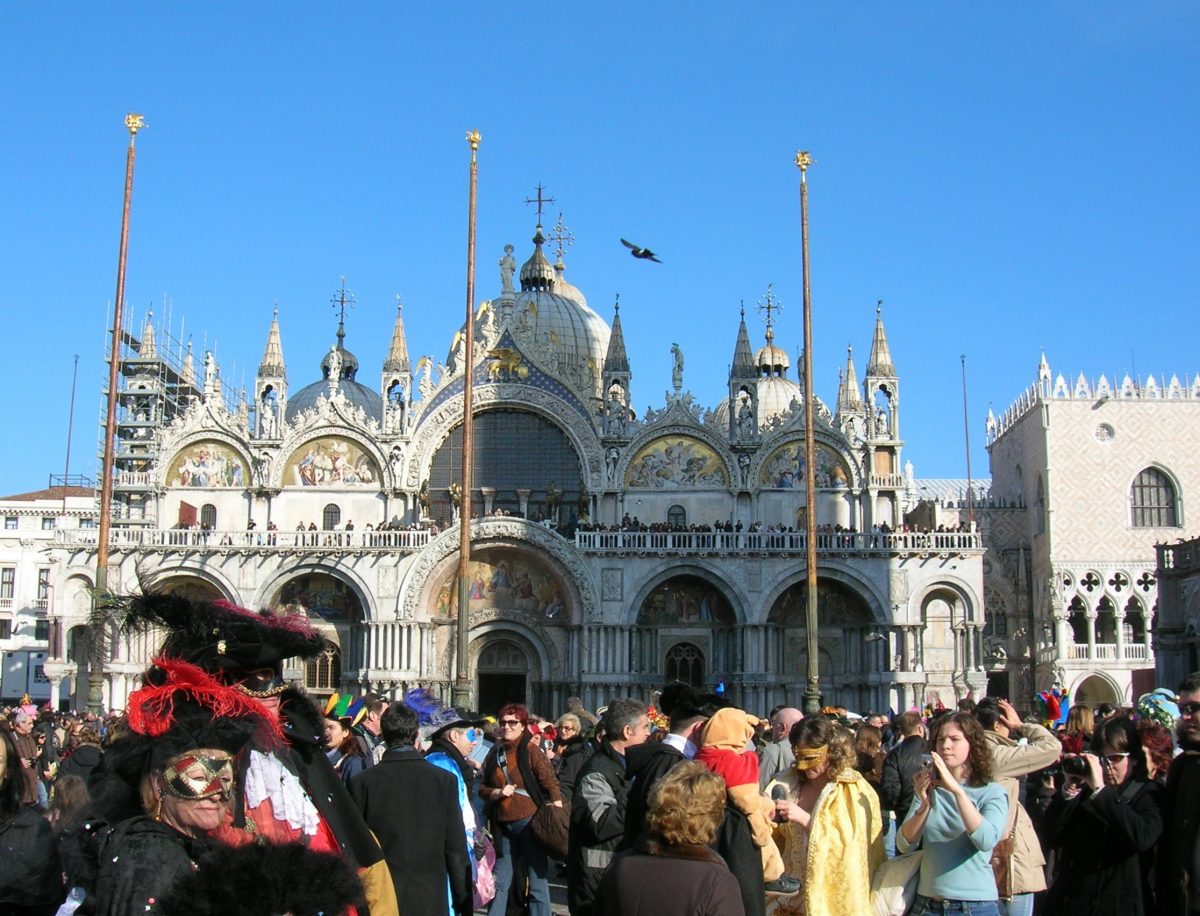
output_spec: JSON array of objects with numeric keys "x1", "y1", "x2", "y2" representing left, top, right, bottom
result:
[
  {"x1": 322, "y1": 504, "x2": 341, "y2": 530},
  {"x1": 984, "y1": 610, "x2": 1008, "y2": 637},
  {"x1": 305, "y1": 641, "x2": 341, "y2": 692},
  {"x1": 665, "y1": 642, "x2": 704, "y2": 687},
  {"x1": 1131, "y1": 467, "x2": 1178, "y2": 528},
  {"x1": 200, "y1": 504, "x2": 217, "y2": 529},
  {"x1": 667, "y1": 505, "x2": 687, "y2": 528}
]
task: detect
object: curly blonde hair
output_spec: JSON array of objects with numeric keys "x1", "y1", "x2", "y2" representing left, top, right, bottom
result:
[
  {"x1": 789, "y1": 716, "x2": 856, "y2": 777},
  {"x1": 647, "y1": 760, "x2": 727, "y2": 846}
]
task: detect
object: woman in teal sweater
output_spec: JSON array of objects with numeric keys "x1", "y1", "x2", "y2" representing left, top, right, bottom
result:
[{"x1": 898, "y1": 712, "x2": 1009, "y2": 916}]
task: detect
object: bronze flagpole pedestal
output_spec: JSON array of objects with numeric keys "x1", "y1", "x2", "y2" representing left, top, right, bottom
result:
[
  {"x1": 91, "y1": 113, "x2": 145, "y2": 714},
  {"x1": 454, "y1": 130, "x2": 480, "y2": 712},
  {"x1": 796, "y1": 150, "x2": 822, "y2": 717}
]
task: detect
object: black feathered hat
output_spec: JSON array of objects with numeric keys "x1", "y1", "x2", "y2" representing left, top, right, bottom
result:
[{"x1": 117, "y1": 593, "x2": 327, "y2": 694}]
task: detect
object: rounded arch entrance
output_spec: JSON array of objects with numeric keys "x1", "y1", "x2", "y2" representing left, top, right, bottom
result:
[
  {"x1": 268, "y1": 571, "x2": 368, "y2": 696},
  {"x1": 469, "y1": 624, "x2": 551, "y2": 718},
  {"x1": 767, "y1": 578, "x2": 876, "y2": 711},
  {"x1": 1073, "y1": 672, "x2": 1122, "y2": 707}
]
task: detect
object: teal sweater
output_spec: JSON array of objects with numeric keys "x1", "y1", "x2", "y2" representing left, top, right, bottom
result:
[{"x1": 897, "y1": 781, "x2": 1008, "y2": 901}]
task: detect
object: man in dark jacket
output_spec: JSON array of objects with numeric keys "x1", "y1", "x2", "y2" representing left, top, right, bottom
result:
[
  {"x1": 348, "y1": 703, "x2": 472, "y2": 916},
  {"x1": 568, "y1": 698, "x2": 650, "y2": 916},
  {"x1": 879, "y1": 709, "x2": 927, "y2": 853},
  {"x1": 1159, "y1": 671, "x2": 1200, "y2": 916}
]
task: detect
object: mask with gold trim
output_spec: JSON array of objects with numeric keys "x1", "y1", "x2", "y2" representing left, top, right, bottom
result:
[
  {"x1": 162, "y1": 751, "x2": 235, "y2": 801},
  {"x1": 793, "y1": 745, "x2": 829, "y2": 771}
]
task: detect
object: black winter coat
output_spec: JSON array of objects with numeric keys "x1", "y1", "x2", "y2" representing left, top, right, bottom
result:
[
  {"x1": 568, "y1": 742, "x2": 631, "y2": 916},
  {"x1": 554, "y1": 735, "x2": 593, "y2": 803},
  {"x1": 58, "y1": 744, "x2": 104, "y2": 783},
  {"x1": 90, "y1": 816, "x2": 208, "y2": 916},
  {"x1": 1158, "y1": 750, "x2": 1200, "y2": 916},
  {"x1": 880, "y1": 733, "x2": 926, "y2": 817},
  {"x1": 621, "y1": 739, "x2": 686, "y2": 849},
  {"x1": 347, "y1": 746, "x2": 472, "y2": 916},
  {"x1": 597, "y1": 834, "x2": 746, "y2": 916},
  {"x1": 713, "y1": 803, "x2": 766, "y2": 916},
  {"x1": 1042, "y1": 777, "x2": 1163, "y2": 916},
  {"x1": 0, "y1": 806, "x2": 63, "y2": 915}
]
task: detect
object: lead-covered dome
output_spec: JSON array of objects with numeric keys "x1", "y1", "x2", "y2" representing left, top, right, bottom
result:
[{"x1": 286, "y1": 344, "x2": 383, "y2": 422}]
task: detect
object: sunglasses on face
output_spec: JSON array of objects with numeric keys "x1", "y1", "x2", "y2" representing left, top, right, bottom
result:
[
  {"x1": 1179, "y1": 702, "x2": 1200, "y2": 716},
  {"x1": 499, "y1": 720, "x2": 523, "y2": 728},
  {"x1": 1100, "y1": 752, "x2": 1131, "y2": 765}
]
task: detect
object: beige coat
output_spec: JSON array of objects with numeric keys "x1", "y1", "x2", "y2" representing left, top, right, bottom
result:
[{"x1": 985, "y1": 722, "x2": 1061, "y2": 895}]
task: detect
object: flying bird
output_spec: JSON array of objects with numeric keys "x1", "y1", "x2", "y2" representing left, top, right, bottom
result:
[{"x1": 621, "y1": 238, "x2": 662, "y2": 263}]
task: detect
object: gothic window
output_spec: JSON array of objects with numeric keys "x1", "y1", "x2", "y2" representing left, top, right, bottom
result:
[
  {"x1": 322, "y1": 504, "x2": 341, "y2": 530},
  {"x1": 983, "y1": 610, "x2": 1008, "y2": 637},
  {"x1": 1096, "y1": 597, "x2": 1117, "y2": 643},
  {"x1": 305, "y1": 642, "x2": 341, "y2": 691},
  {"x1": 667, "y1": 505, "x2": 686, "y2": 528},
  {"x1": 199, "y1": 504, "x2": 217, "y2": 529},
  {"x1": 1068, "y1": 596, "x2": 1088, "y2": 644},
  {"x1": 1130, "y1": 467, "x2": 1178, "y2": 528},
  {"x1": 665, "y1": 642, "x2": 705, "y2": 687},
  {"x1": 1124, "y1": 597, "x2": 1146, "y2": 642}
]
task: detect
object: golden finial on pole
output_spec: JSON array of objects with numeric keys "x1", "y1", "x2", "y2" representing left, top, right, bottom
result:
[
  {"x1": 125, "y1": 113, "x2": 146, "y2": 140},
  {"x1": 466, "y1": 129, "x2": 481, "y2": 152},
  {"x1": 794, "y1": 150, "x2": 812, "y2": 171}
]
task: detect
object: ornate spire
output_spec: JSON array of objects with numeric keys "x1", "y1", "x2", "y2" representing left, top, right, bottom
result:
[
  {"x1": 755, "y1": 285, "x2": 789, "y2": 376},
  {"x1": 519, "y1": 224, "x2": 555, "y2": 291},
  {"x1": 866, "y1": 300, "x2": 896, "y2": 377},
  {"x1": 603, "y1": 295, "x2": 630, "y2": 374},
  {"x1": 330, "y1": 277, "x2": 355, "y2": 351},
  {"x1": 258, "y1": 307, "x2": 286, "y2": 378},
  {"x1": 841, "y1": 344, "x2": 863, "y2": 408},
  {"x1": 383, "y1": 297, "x2": 411, "y2": 374},
  {"x1": 730, "y1": 303, "x2": 756, "y2": 380},
  {"x1": 140, "y1": 310, "x2": 157, "y2": 359}
]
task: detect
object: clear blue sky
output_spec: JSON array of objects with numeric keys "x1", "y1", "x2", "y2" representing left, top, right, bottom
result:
[{"x1": 2, "y1": 3, "x2": 1197, "y2": 496}]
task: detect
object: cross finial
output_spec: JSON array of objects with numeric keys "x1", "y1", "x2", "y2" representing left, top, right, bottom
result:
[
  {"x1": 395, "y1": 293, "x2": 404, "y2": 314},
  {"x1": 756, "y1": 283, "x2": 783, "y2": 341},
  {"x1": 331, "y1": 276, "x2": 356, "y2": 347},
  {"x1": 876, "y1": 298, "x2": 883, "y2": 317},
  {"x1": 614, "y1": 292, "x2": 620, "y2": 315},
  {"x1": 524, "y1": 183, "x2": 556, "y2": 224},
  {"x1": 550, "y1": 211, "x2": 574, "y2": 260},
  {"x1": 740, "y1": 299, "x2": 745, "y2": 319}
]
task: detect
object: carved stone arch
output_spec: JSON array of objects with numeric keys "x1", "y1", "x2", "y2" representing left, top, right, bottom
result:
[
  {"x1": 157, "y1": 431, "x2": 255, "y2": 490},
  {"x1": 750, "y1": 428, "x2": 863, "y2": 491},
  {"x1": 1126, "y1": 463, "x2": 1183, "y2": 525},
  {"x1": 1070, "y1": 670, "x2": 1125, "y2": 705},
  {"x1": 912, "y1": 576, "x2": 982, "y2": 626},
  {"x1": 253, "y1": 561, "x2": 377, "y2": 622},
  {"x1": 399, "y1": 517, "x2": 597, "y2": 622},
  {"x1": 623, "y1": 561, "x2": 747, "y2": 627},
  {"x1": 135, "y1": 562, "x2": 241, "y2": 605},
  {"x1": 617, "y1": 424, "x2": 739, "y2": 492},
  {"x1": 406, "y1": 389, "x2": 605, "y2": 493},
  {"x1": 447, "y1": 619, "x2": 557, "y2": 683},
  {"x1": 759, "y1": 562, "x2": 887, "y2": 628},
  {"x1": 271, "y1": 426, "x2": 389, "y2": 490}
]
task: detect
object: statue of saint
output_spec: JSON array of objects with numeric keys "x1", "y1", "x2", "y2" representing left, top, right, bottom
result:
[
  {"x1": 670, "y1": 343, "x2": 684, "y2": 391},
  {"x1": 499, "y1": 244, "x2": 516, "y2": 292}
]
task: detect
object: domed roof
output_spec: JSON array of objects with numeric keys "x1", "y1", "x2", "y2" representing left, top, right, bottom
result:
[{"x1": 285, "y1": 344, "x2": 383, "y2": 423}]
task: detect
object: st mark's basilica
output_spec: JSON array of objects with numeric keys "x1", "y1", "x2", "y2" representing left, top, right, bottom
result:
[{"x1": 44, "y1": 214, "x2": 991, "y2": 715}]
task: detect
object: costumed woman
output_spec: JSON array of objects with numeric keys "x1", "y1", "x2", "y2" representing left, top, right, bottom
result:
[
  {"x1": 87, "y1": 656, "x2": 364, "y2": 916},
  {"x1": 765, "y1": 715, "x2": 885, "y2": 916},
  {"x1": 115, "y1": 593, "x2": 399, "y2": 916},
  {"x1": 324, "y1": 694, "x2": 370, "y2": 786}
]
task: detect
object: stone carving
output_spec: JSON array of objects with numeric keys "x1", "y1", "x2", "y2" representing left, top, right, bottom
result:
[
  {"x1": 499, "y1": 245, "x2": 516, "y2": 292},
  {"x1": 601, "y1": 568, "x2": 622, "y2": 601},
  {"x1": 671, "y1": 342, "x2": 684, "y2": 392}
]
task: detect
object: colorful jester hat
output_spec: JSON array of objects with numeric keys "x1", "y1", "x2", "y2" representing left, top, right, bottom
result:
[
  {"x1": 1137, "y1": 688, "x2": 1180, "y2": 730},
  {"x1": 404, "y1": 687, "x2": 481, "y2": 742},
  {"x1": 323, "y1": 693, "x2": 367, "y2": 729}
]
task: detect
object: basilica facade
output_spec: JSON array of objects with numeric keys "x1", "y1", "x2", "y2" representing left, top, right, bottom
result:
[{"x1": 44, "y1": 220, "x2": 988, "y2": 716}]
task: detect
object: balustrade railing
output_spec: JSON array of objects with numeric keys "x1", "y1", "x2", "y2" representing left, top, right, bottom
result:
[
  {"x1": 574, "y1": 529, "x2": 982, "y2": 555},
  {"x1": 55, "y1": 528, "x2": 432, "y2": 552}
]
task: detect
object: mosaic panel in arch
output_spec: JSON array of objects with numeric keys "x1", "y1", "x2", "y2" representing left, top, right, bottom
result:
[
  {"x1": 625, "y1": 436, "x2": 728, "y2": 489},
  {"x1": 166, "y1": 440, "x2": 248, "y2": 488},
  {"x1": 768, "y1": 580, "x2": 872, "y2": 627},
  {"x1": 283, "y1": 436, "x2": 380, "y2": 487},
  {"x1": 433, "y1": 547, "x2": 569, "y2": 623},
  {"x1": 759, "y1": 442, "x2": 849, "y2": 489},
  {"x1": 637, "y1": 576, "x2": 735, "y2": 626},
  {"x1": 274, "y1": 573, "x2": 364, "y2": 622}
]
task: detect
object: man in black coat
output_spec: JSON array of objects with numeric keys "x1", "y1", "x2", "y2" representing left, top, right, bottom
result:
[
  {"x1": 348, "y1": 703, "x2": 472, "y2": 916},
  {"x1": 1158, "y1": 671, "x2": 1200, "y2": 916},
  {"x1": 879, "y1": 709, "x2": 927, "y2": 851}
]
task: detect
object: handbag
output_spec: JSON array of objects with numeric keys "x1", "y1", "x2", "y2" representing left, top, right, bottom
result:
[
  {"x1": 870, "y1": 849, "x2": 923, "y2": 916},
  {"x1": 529, "y1": 802, "x2": 570, "y2": 859},
  {"x1": 991, "y1": 779, "x2": 1019, "y2": 899},
  {"x1": 473, "y1": 833, "x2": 497, "y2": 910}
]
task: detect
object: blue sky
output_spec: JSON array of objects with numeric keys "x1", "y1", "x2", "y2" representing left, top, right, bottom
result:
[{"x1": 2, "y1": 3, "x2": 1197, "y2": 496}]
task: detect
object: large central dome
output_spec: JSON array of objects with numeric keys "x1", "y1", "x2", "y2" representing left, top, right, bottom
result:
[{"x1": 286, "y1": 342, "x2": 383, "y2": 422}]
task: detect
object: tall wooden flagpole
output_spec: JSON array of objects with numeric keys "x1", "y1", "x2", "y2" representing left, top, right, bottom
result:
[
  {"x1": 796, "y1": 150, "x2": 822, "y2": 716},
  {"x1": 454, "y1": 130, "x2": 480, "y2": 711},
  {"x1": 91, "y1": 113, "x2": 145, "y2": 714}
]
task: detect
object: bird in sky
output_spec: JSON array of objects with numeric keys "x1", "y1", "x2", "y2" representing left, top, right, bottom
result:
[{"x1": 621, "y1": 238, "x2": 662, "y2": 263}]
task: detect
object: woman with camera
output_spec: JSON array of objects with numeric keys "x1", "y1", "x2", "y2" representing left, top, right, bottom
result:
[
  {"x1": 898, "y1": 712, "x2": 1009, "y2": 916},
  {"x1": 1041, "y1": 716, "x2": 1162, "y2": 915}
]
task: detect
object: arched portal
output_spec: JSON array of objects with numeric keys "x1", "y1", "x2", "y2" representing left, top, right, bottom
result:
[
  {"x1": 1074, "y1": 673, "x2": 1121, "y2": 706},
  {"x1": 475, "y1": 638, "x2": 531, "y2": 716},
  {"x1": 271, "y1": 573, "x2": 366, "y2": 689},
  {"x1": 633, "y1": 575, "x2": 737, "y2": 691}
]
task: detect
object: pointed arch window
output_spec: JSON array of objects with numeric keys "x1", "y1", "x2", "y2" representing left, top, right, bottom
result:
[
  {"x1": 1131, "y1": 467, "x2": 1178, "y2": 528},
  {"x1": 665, "y1": 642, "x2": 705, "y2": 687},
  {"x1": 305, "y1": 642, "x2": 341, "y2": 692}
]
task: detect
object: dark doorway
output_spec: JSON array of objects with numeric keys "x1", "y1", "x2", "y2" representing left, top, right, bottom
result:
[
  {"x1": 986, "y1": 671, "x2": 1011, "y2": 699},
  {"x1": 478, "y1": 673, "x2": 526, "y2": 717}
]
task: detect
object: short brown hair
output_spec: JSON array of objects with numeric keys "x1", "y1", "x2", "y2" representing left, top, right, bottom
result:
[
  {"x1": 930, "y1": 713, "x2": 993, "y2": 786},
  {"x1": 897, "y1": 710, "x2": 924, "y2": 737},
  {"x1": 647, "y1": 760, "x2": 726, "y2": 846},
  {"x1": 789, "y1": 715, "x2": 856, "y2": 778}
]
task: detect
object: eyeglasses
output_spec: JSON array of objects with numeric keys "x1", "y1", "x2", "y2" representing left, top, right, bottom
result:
[
  {"x1": 499, "y1": 720, "x2": 523, "y2": 728},
  {"x1": 1179, "y1": 702, "x2": 1200, "y2": 716},
  {"x1": 1100, "y1": 752, "x2": 1131, "y2": 765}
]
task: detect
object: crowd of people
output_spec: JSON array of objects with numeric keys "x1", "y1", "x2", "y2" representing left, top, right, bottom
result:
[{"x1": 4, "y1": 604, "x2": 1200, "y2": 916}]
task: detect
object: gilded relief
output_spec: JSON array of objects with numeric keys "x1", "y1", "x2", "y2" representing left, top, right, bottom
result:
[
  {"x1": 435, "y1": 548, "x2": 568, "y2": 622},
  {"x1": 637, "y1": 577, "x2": 735, "y2": 626},
  {"x1": 758, "y1": 442, "x2": 849, "y2": 489},
  {"x1": 166, "y1": 441, "x2": 248, "y2": 488},
  {"x1": 624, "y1": 436, "x2": 728, "y2": 489},
  {"x1": 284, "y1": 437, "x2": 379, "y2": 487},
  {"x1": 275, "y1": 573, "x2": 363, "y2": 622}
]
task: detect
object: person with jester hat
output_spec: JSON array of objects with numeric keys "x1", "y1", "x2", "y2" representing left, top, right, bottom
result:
[
  {"x1": 114, "y1": 593, "x2": 398, "y2": 916},
  {"x1": 324, "y1": 694, "x2": 371, "y2": 787},
  {"x1": 83, "y1": 656, "x2": 365, "y2": 916}
]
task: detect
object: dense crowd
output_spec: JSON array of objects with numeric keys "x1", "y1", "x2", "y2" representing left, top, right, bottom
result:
[{"x1": 3, "y1": 599, "x2": 1199, "y2": 916}]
